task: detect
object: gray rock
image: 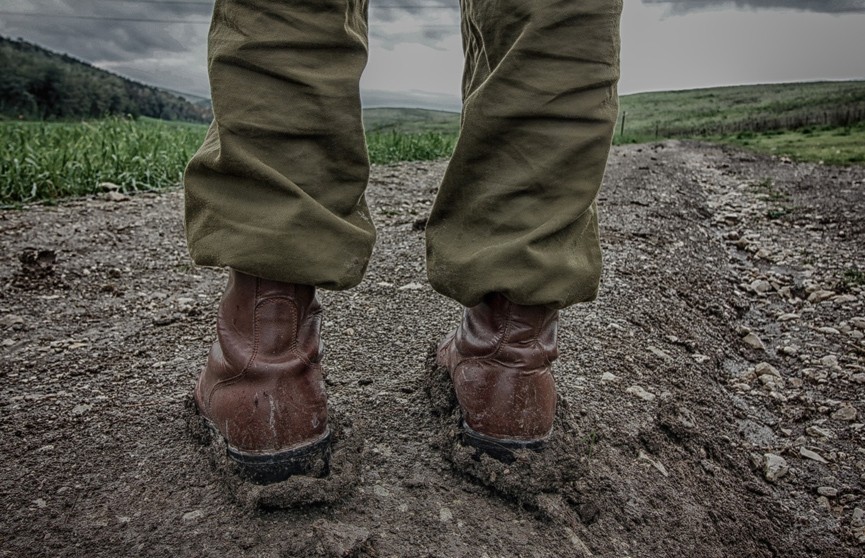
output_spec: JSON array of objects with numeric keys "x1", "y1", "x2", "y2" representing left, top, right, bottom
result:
[
  {"x1": 750, "y1": 279, "x2": 772, "y2": 293},
  {"x1": 742, "y1": 333, "x2": 766, "y2": 351},
  {"x1": 800, "y1": 447, "x2": 829, "y2": 463},
  {"x1": 817, "y1": 486, "x2": 838, "y2": 497},
  {"x1": 182, "y1": 510, "x2": 204, "y2": 522},
  {"x1": 831, "y1": 404, "x2": 858, "y2": 422},
  {"x1": 626, "y1": 385, "x2": 656, "y2": 402},
  {"x1": 755, "y1": 362, "x2": 781, "y2": 377},
  {"x1": 763, "y1": 454, "x2": 789, "y2": 483},
  {"x1": 806, "y1": 425, "x2": 834, "y2": 439}
]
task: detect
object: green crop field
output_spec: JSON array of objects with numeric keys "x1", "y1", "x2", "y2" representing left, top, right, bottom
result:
[{"x1": 2, "y1": 80, "x2": 864, "y2": 204}]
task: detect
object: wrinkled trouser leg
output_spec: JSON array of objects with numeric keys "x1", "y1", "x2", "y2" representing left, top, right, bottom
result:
[
  {"x1": 184, "y1": 0, "x2": 621, "y2": 310},
  {"x1": 426, "y1": 0, "x2": 622, "y2": 309},
  {"x1": 184, "y1": 0, "x2": 374, "y2": 290}
]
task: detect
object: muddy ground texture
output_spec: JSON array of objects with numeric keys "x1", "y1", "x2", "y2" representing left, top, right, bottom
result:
[{"x1": 1, "y1": 142, "x2": 864, "y2": 557}]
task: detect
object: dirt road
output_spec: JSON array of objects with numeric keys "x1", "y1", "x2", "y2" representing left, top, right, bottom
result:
[{"x1": 1, "y1": 142, "x2": 863, "y2": 557}]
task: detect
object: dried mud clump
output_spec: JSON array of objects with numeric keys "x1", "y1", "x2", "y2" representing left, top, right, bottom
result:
[
  {"x1": 184, "y1": 395, "x2": 364, "y2": 510},
  {"x1": 424, "y1": 346, "x2": 591, "y2": 515}
]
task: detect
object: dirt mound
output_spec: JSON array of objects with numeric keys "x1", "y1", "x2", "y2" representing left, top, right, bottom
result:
[{"x1": 1, "y1": 142, "x2": 862, "y2": 557}]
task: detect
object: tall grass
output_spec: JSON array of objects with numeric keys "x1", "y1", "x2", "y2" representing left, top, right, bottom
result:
[
  {"x1": 366, "y1": 131, "x2": 457, "y2": 165},
  {"x1": 1, "y1": 117, "x2": 205, "y2": 203},
  {"x1": 1, "y1": 119, "x2": 457, "y2": 204}
]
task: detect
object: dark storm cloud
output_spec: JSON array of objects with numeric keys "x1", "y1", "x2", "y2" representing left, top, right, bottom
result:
[
  {"x1": 643, "y1": 0, "x2": 865, "y2": 14},
  {"x1": 370, "y1": 0, "x2": 458, "y2": 21},
  {"x1": 369, "y1": 0, "x2": 460, "y2": 49},
  {"x1": 1, "y1": 0, "x2": 212, "y2": 62}
]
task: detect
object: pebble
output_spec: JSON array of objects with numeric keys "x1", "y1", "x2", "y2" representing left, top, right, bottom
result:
[
  {"x1": 0, "y1": 314, "x2": 25, "y2": 328},
  {"x1": 806, "y1": 425, "x2": 834, "y2": 439},
  {"x1": 816, "y1": 486, "x2": 838, "y2": 497},
  {"x1": 71, "y1": 404, "x2": 92, "y2": 416},
  {"x1": 779, "y1": 345, "x2": 799, "y2": 356},
  {"x1": 800, "y1": 447, "x2": 829, "y2": 463},
  {"x1": 439, "y1": 507, "x2": 453, "y2": 523},
  {"x1": 808, "y1": 290, "x2": 835, "y2": 303},
  {"x1": 742, "y1": 333, "x2": 766, "y2": 351},
  {"x1": 755, "y1": 362, "x2": 781, "y2": 377},
  {"x1": 852, "y1": 373, "x2": 865, "y2": 384},
  {"x1": 833, "y1": 294, "x2": 858, "y2": 304},
  {"x1": 626, "y1": 385, "x2": 656, "y2": 402},
  {"x1": 647, "y1": 346, "x2": 671, "y2": 360},
  {"x1": 691, "y1": 353, "x2": 711, "y2": 363},
  {"x1": 831, "y1": 405, "x2": 858, "y2": 422},
  {"x1": 601, "y1": 372, "x2": 619, "y2": 382},
  {"x1": 750, "y1": 279, "x2": 772, "y2": 293},
  {"x1": 816, "y1": 327, "x2": 840, "y2": 335},
  {"x1": 398, "y1": 282, "x2": 424, "y2": 290},
  {"x1": 763, "y1": 454, "x2": 789, "y2": 483},
  {"x1": 182, "y1": 510, "x2": 204, "y2": 522},
  {"x1": 848, "y1": 317, "x2": 865, "y2": 330},
  {"x1": 33, "y1": 499, "x2": 47, "y2": 509},
  {"x1": 103, "y1": 191, "x2": 130, "y2": 202},
  {"x1": 852, "y1": 507, "x2": 865, "y2": 527},
  {"x1": 777, "y1": 313, "x2": 799, "y2": 322},
  {"x1": 819, "y1": 355, "x2": 840, "y2": 368}
]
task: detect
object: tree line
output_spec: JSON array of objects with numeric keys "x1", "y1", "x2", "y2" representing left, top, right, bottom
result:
[{"x1": 0, "y1": 36, "x2": 212, "y2": 123}]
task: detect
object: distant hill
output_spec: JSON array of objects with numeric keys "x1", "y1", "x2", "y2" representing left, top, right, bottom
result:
[
  {"x1": 0, "y1": 36, "x2": 211, "y2": 122},
  {"x1": 617, "y1": 80, "x2": 865, "y2": 141},
  {"x1": 363, "y1": 108, "x2": 460, "y2": 134},
  {"x1": 362, "y1": 81, "x2": 865, "y2": 141}
]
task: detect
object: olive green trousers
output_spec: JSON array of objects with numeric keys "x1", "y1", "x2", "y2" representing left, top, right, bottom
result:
[{"x1": 185, "y1": 0, "x2": 622, "y2": 309}]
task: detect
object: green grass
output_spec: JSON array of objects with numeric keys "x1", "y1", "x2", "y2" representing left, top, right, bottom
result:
[
  {"x1": 367, "y1": 130, "x2": 457, "y2": 165},
  {"x1": 1, "y1": 117, "x2": 206, "y2": 204},
  {"x1": 613, "y1": 80, "x2": 865, "y2": 165},
  {"x1": 714, "y1": 124, "x2": 865, "y2": 166},
  {"x1": 0, "y1": 116, "x2": 458, "y2": 204}
]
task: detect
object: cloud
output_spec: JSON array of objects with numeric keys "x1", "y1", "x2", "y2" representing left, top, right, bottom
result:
[{"x1": 642, "y1": 0, "x2": 865, "y2": 14}]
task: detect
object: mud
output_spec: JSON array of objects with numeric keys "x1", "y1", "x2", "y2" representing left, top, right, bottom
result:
[{"x1": 1, "y1": 142, "x2": 863, "y2": 557}]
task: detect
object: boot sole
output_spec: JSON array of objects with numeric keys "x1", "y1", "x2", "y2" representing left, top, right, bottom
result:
[
  {"x1": 461, "y1": 424, "x2": 547, "y2": 464},
  {"x1": 198, "y1": 412, "x2": 331, "y2": 484},
  {"x1": 227, "y1": 431, "x2": 331, "y2": 485}
]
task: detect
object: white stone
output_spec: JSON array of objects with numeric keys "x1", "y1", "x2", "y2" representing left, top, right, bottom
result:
[
  {"x1": 800, "y1": 447, "x2": 828, "y2": 463},
  {"x1": 626, "y1": 386, "x2": 656, "y2": 402}
]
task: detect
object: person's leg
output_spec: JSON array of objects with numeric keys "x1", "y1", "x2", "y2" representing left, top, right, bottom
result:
[
  {"x1": 184, "y1": 0, "x2": 371, "y2": 483},
  {"x1": 433, "y1": 0, "x2": 622, "y2": 458},
  {"x1": 185, "y1": 0, "x2": 374, "y2": 289},
  {"x1": 427, "y1": 0, "x2": 622, "y2": 309}
]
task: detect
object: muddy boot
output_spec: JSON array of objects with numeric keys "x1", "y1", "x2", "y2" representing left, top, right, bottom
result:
[
  {"x1": 437, "y1": 294, "x2": 558, "y2": 461},
  {"x1": 194, "y1": 269, "x2": 330, "y2": 484}
]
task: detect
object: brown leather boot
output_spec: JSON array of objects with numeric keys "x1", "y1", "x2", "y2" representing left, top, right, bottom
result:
[
  {"x1": 437, "y1": 293, "x2": 558, "y2": 461},
  {"x1": 194, "y1": 269, "x2": 330, "y2": 483}
]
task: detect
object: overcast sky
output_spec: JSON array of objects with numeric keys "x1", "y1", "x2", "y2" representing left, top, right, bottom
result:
[{"x1": 2, "y1": 0, "x2": 864, "y2": 111}]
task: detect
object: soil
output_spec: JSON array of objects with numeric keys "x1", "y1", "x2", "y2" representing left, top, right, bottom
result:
[{"x1": 1, "y1": 141, "x2": 864, "y2": 557}]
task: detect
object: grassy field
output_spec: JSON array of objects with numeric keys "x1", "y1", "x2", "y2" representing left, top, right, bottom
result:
[
  {"x1": 3, "y1": 80, "x2": 864, "y2": 204},
  {"x1": 616, "y1": 80, "x2": 865, "y2": 165},
  {"x1": 0, "y1": 117, "x2": 457, "y2": 204}
]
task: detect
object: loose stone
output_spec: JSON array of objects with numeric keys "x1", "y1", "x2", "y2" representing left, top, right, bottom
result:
[{"x1": 763, "y1": 454, "x2": 789, "y2": 483}]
